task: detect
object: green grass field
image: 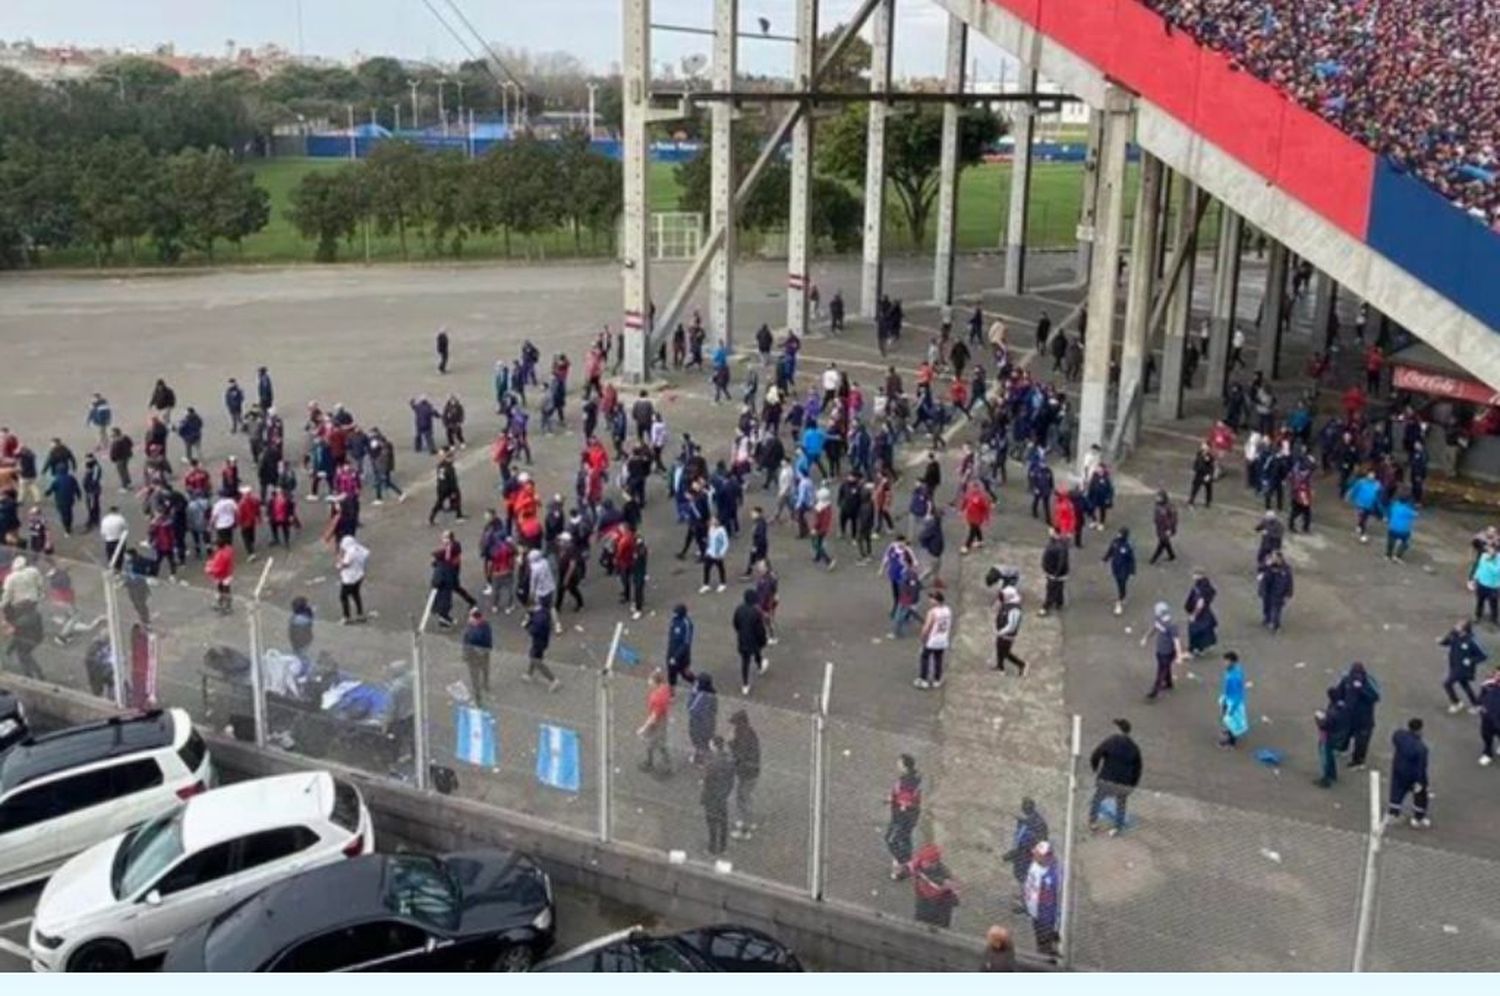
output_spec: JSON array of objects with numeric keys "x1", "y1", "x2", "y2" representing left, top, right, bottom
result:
[{"x1": 41, "y1": 155, "x2": 1218, "y2": 269}]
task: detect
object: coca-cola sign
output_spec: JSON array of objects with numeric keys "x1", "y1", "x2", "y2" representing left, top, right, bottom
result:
[{"x1": 1393, "y1": 365, "x2": 1500, "y2": 406}]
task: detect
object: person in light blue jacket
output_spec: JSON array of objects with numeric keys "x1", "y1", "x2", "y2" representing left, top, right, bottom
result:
[
  {"x1": 1347, "y1": 470, "x2": 1383, "y2": 542},
  {"x1": 700, "y1": 517, "x2": 730, "y2": 592},
  {"x1": 1218, "y1": 652, "x2": 1249, "y2": 748},
  {"x1": 1385, "y1": 493, "x2": 1417, "y2": 561},
  {"x1": 1470, "y1": 546, "x2": 1500, "y2": 625}
]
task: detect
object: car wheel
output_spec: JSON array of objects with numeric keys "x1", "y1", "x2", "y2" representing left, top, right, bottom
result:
[
  {"x1": 67, "y1": 939, "x2": 133, "y2": 973},
  {"x1": 493, "y1": 943, "x2": 534, "y2": 973}
]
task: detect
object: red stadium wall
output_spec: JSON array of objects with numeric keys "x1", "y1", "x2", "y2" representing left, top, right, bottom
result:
[{"x1": 989, "y1": 0, "x2": 1375, "y2": 239}]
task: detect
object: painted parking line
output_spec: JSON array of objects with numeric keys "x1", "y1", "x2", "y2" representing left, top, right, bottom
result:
[
  {"x1": 0, "y1": 937, "x2": 30, "y2": 960},
  {"x1": 0, "y1": 918, "x2": 31, "y2": 932}
]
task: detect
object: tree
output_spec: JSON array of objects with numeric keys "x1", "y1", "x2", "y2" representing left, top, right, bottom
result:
[
  {"x1": 0, "y1": 139, "x2": 78, "y2": 265},
  {"x1": 166, "y1": 146, "x2": 269, "y2": 261},
  {"x1": 815, "y1": 25, "x2": 873, "y2": 92},
  {"x1": 817, "y1": 103, "x2": 1004, "y2": 246},
  {"x1": 810, "y1": 177, "x2": 862, "y2": 253},
  {"x1": 555, "y1": 130, "x2": 622, "y2": 250},
  {"x1": 74, "y1": 136, "x2": 159, "y2": 264},
  {"x1": 361, "y1": 140, "x2": 426, "y2": 259},
  {"x1": 676, "y1": 128, "x2": 790, "y2": 233},
  {"x1": 287, "y1": 166, "x2": 363, "y2": 262},
  {"x1": 421, "y1": 151, "x2": 472, "y2": 257},
  {"x1": 355, "y1": 57, "x2": 408, "y2": 104},
  {"x1": 96, "y1": 56, "x2": 181, "y2": 99}
]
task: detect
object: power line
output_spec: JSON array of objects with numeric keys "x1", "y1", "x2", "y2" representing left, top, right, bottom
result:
[
  {"x1": 415, "y1": 0, "x2": 513, "y2": 91},
  {"x1": 438, "y1": 0, "x2": 525, "y2": 89}
]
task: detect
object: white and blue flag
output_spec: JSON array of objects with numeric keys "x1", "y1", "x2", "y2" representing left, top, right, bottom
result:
[
  {"x1": 535, "y1": 723, "x2": 581, "y2": 793},
  {"x1": 454, "y1": 705, "x2": 498, "y2": 768}
]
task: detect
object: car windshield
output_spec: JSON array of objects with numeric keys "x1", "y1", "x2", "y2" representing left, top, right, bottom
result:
[
  {"x1": 112, "y1": 809, "x2": 185, "y2": 899},
  {"x1": 382, "y1": 855, "x2": 457, "y2": 930}
]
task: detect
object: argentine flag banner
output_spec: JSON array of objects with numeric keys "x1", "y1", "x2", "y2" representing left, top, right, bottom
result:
[
  {"x1": 454, "y1": 705, "x2": 498, "y2": 768},
  {"x1": 535, "y1": 723, "x2": 581, "y2": 793}
]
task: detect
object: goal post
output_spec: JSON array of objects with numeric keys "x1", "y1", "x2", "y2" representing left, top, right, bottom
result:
[{"x1": 649, "y1": 211, "x2": 704, "y2": 261}]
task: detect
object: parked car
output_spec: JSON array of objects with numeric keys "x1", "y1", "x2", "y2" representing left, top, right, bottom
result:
[
  {"x1": 163, "y1": 849, "x2": 554, "y2": 972},
  {"x1": 28, "y1": 770, "x2": 372, "y2": 972},
  {"x1": 0, "y1": 689, "x2": 27, "y2": 755},
  {"x1": 0, "y1": 708, "x2": 211, "y2": 894},
  {"x1": 536, "y1": 925, "x2": 803, "y2": 972}
]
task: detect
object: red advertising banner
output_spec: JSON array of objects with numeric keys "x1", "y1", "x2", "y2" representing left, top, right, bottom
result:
[{"x1": 1393, "y1": 365, "x2": 1500, "y2": 406}]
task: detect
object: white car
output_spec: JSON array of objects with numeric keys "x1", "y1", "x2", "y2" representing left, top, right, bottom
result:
[
  {"x1": 29, "y1": 770, "x2": 373, "y2": 972},
  {"x1": 0, "y1": 708, "x2": 213, "y2": 893}
]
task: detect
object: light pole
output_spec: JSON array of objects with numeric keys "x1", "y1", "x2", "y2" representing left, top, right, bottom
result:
[
  {"x1": 501, "y1": 81, "x2": 514, "y2": 132},
  {"x1": 407, "y1": 79, "x2": 420, "y2": 131},
  {"x1": 456, "y1": 79, "x2": 465, "y2": 124},
  {"x1": 437, "y1": 79, "x2": 447, "y2": 137},
  {"x1": 394, "y1": 102, "x2": 401, "y2": 132},
  {"x1": 586, "y1": 81, "x2": 598, "y2": 140},
  {"x1": 346, "y1": 103, "x2": 355, "y2": 160}
]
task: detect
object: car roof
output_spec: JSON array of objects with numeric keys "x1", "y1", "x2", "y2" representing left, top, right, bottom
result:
[
  {"x1": 182, "y1": 771, "x2": 332, "y2": 851},
  {"x1": 204, "y1": 855, "x2": 392, "y2": 969},
  {"x1": 0, "y1": 708, "x2": 180, "y2": 794}
]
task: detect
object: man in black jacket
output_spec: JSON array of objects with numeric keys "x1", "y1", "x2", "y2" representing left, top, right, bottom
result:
[
  {"x1": 732, "y1": 589, "x2": 769, "y2": 697},
  {"x1": 1040, "y1": 529, "x2": 1070, "y2": 616},
  {"x1": 1386, "y1": 718, "x2": 1430, "y2": 828},
  {"x1": 1088, "y1": 719, "x2": 1143, "y2": 836}
]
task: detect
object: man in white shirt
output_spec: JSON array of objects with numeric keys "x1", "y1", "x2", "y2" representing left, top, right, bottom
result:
[
  {"x1": 916, "y1": 590, "x2": 953, "y2": 690},
  {"x1": 821, "y1": 364, "x2": 841, "y2": 407},
  {"x1": 99, "y1": 506, "x2": 129, "y2": 569},
  {"x1": 336, "y1": 535, "x2": 370, "y2": 624},
  {"x1": 1229, "y1": 327, "x2": 1247, "y2": 371},
  {"x1": 210, "y1": 494, "x2": 238, "y2": 547}
]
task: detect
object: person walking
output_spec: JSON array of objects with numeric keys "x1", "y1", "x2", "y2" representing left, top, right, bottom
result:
[
  {"x1": 699, "y1": 736, "x2": 736, "y2": 857},
  {"x1": 1184, "y1": 570, "x2": 1218, "y2": 656},
  {"x1": 665, "y1": 603, "x2": 697, "y2": 690},
  {"x1": 1023, "y1": 841, "x2": 1063, "y2": 960},
  {"x1": 1348, "y1": 469, "x2": 1383, "y2": 543},
  {"x1": 732, "y1": 589, "x2": 770, "y2": 696},
  {"x1": 993, "y1": 581, "x2": 1027, "y2": 675},
  {"x1": 1188, "y1": 444, "x2": 1216, "y2": 507},
  {"x1": 728, "y1": 710, "x2": 760, "y2": 839},
  {"x1": 1103, "y1": 526, "x2": 1137, "y2": 616},
  {"x1": 1219, "y1": 652, "x2": 1249, "y2": 748},
  {"x1": 810, "y1": 487, "x2": 835, "y2": 570},
  {"x1": 915, "y1": 590, "x2": 953, "y2": 690},
  {"x1": 1143, "y1": 602, "x2": 1187, "y2": 700},
  {"x1": 960, "y1": 481, "x2": 992, "y2": 553},
  {"x1": 1039, "y1": 529, "x2": 1070, "y2": 617},
  {"x1": 1438, "y1": 620, "x2": 1486, "y2": 713},
  {"x1": 1000, "y1": 797, "x2": 1049, "y2": 911},
  {"x1": 336, "y1": 534, "x2": 369, "y2": 624},
  {"x1": 436, "y1": 327, "x2": 450, "y2": 374},
  {"x1": 700, "y1": 517, "x2": 729, "y2": 592},
  {"x1": 885, "y1": 754, "x2": 922, "y2": 879},
  {"x1": 907, "y1": 843, "x2": 960, "y2": 929},
  {"x1": 1314, "y1": 687, "x2": 1352, "y2": 788},
  {"x1": 1385, "y1": 492, "x2": 1417, "y2": 562},
  {"x1": 1337, "y1": 662, "x2": 1381, "y2": 770},
  {"x1": 636, "y1": 669, "x2": 673, "y2": 775},
  {"x1": 687, "y1": 673, "x2": 719, "y2": 765},
  {"x1": 523, "y1": 600, "x2": 561, "y2": 691},
  {"x1": 1149, "y1": 491, "x2": 1178, "y2": 565},
  {"x1": 461, "y1": 608, "x2": 494, "y2": 707},
  {"x1": 428, "y1": 449, "x2": 463, "y2": 525},
  {"x1": 1472, "y1": 544, "x2": 1500, "y2": 625},
  {"x1": 1477, "y1": 668, "x2": 1500, "y2": 766},
  {"x1": 1257, "y1": 551, "x2": 1294, "y2": 632},
  {"x1": 1386, "y1": 718, "x2": 1431, "y2": 828},
  {"x1": 205, "y1": 538, "x2": 235, "y2": 614},
  {"x1": 1088, "y1": 719, "x2": 1143, "y2": 835}
]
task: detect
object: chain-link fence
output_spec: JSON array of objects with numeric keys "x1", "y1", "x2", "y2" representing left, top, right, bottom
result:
[{"x1": 16, "y1": 561, "x2": 1500, "y2": 971}]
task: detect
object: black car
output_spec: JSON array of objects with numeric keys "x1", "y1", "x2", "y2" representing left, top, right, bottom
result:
[
  {"x1": 0, "y1": 690, "x2": 28, "y2": 755},
  {"x1": 162, "y1": 849, "x2": 554, "y2": 972},
  {"x1": 536, "y1": 925, "x2": 803, "y2": 972}
]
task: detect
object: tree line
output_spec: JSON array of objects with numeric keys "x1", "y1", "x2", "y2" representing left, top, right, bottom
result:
[{"x1": 287, "y1": 133, "x2": 622, "y2": 262}]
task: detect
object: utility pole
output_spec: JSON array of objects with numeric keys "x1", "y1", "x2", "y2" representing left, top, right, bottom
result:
[
  {"x1": 394, "y1": 102, "x2": 402, "y2": 131},
  {"x1": 586, "y1": 81, "x2": 599, "y2": 140},
  {"x1": 408, "y1": 79, "x2": 420, "y2": 131},
  {"x1": 437, "y1": 79, "x2": 447, "y2": 136},
  {"x1": 346, "y1": 104, "x2": 355, "y2": 160},
  {"x1": 456, "y1": 79, "x2": 465, "y2": 123}
]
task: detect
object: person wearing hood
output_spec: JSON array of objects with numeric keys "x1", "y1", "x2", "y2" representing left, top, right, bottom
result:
[
  {"x1": 885, "y1": 754, "x2": 922, "y2": 879},
  {"x1": 700, "y1": 735, "x2": 735, "y2": 855},
  {"x1": 45, "y1": 461, "x2": 80, "y2": 535},
  {"x1": 1040, "y1": 528, "x2": 1070, "y2": 616},
  {"x1": 728, "y1": 710, "x2": 761, "y2": 839},
  {"x1": 1257, "y1": 550, "x2": 1294, "y2": 632},
  {"x1": 908, "y1": 842, "x2": 960, "y2": 928},
  {"x1": 1, "y1": 555, "x2": 45, "y2": 679},
  {"x1": 1149, "y1": 490, "x2": 1179, "y2": 565},
  {"x1": 1387, "y1": 718, "x2": 1431, "y2": 828},
  {"x1": 1478, "y1": 667, "x2": 1500, "y2": 766},
  {"x1": 435, "y1": 327, "x2": 450, "y2": 374},
  {"x1": 1438, "y1": 619, "x2": 1486, "y2": 713},
  {"x1": 523, "y1": 597, "x2": 561, "y2": 691},
  {"x1": 809, "y1": 486, "x2": 835, "y2": 570},
  {"x1": 287, "y1": 597, "x2": 315, "y2": 660},
  {"x1": 732, "y1": 589, "x2": 770, "y2": 696},
  {"x1": 1184, "y1": 570, "x2": 1219, "y2": 655},
  {"x1": 1024, "y1": 840, "x2": 1063, "y2": 959},
  {"x1": 1103, "y1": 526, "x2": 1136, "y2": 616},
  {"x1": 1315, "y1": 686, "x2": 1352, "y2": 788},
  {"x1": 993, "y1": 582, "x2": 1026, "y2": 675},
  {"x1": 687, "y1": 673, "x2": 719, "y2": 765},
  {"x1": 1001, "y1": 797, "x2": 1049, "y2": 904},
  {"x1": 1219, "y1": 652, "x2": 1249, "y2": 748},
  {"x1": 1143, "y1": 602, "x2": 1186, "y2": 700},
  {"x1": 336, "y1": 534, "x2": 369, "y2": 624},
  {"x1": 665, "y1": 604, "x2": 696, "y2": 690},
  {"x1": 1337, "y1": 661, "x2": 1381, "y2": 769}
]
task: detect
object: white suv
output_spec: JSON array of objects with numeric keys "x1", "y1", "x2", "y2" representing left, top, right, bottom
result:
[
  {"x1": 0, "y1": 708, "x2": 213, "y2": 893},
  {"x1": 29, "y1": 770, "x2": 373, "y2": 972}
]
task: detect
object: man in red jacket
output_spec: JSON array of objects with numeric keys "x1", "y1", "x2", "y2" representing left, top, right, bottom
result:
[
  {"x1": 205, "y1": 540, "x2": 235, "y2": 614},
  {"x1": 235, "y1": 486, "x2": 261, "y2": 561},
  {"x1": 961, "y1": 481, "x2": 992, "y2": 553}
]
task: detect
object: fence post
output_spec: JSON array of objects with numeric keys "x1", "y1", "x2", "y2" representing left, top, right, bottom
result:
[
  {"x1": 1352, "y1": 769, "x2": 1384, "y2": 972},
  {"x1": 1059, "y1": 713, "x2": 1083, "y2": 969},
  {"x1": 410, "y1": 589, "x2": 438, "y2": 792},
  {"x1": 598, "y1": 622, "x2": 623, "y2": 842},
  {"x1": 99, "y1": 564, "x2": 127, "y2": 709},
  {"x1": 807, "y1": 662, "x2": 833, "y2": 900},
  {"x1": 245, "y1": 559, "x2": 274, "y2": 749}
]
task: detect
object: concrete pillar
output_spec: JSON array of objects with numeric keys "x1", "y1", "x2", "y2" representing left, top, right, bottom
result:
[
  {"x1": 1004, "y1": 62, "x2": 1038, "y2": 294},
  {"x1": 785, "y1": 0, "x2": 817, "y2": 335},
  {"x1": 1075, "y1": 87, "x2": 1132, "y2": 466},
  {"x1": 1116, "y1": 150, "x2": 1162, "y2": 449},
  {"x1": 931, "y1": 14, "x2": 967, "y2": 309},
  {"x1": 1201, "y1": 207, "x2": 1241, "y2": 397},
  {"x1": 1074, "y1": 110, "x2": 1104, "y2": 283},
  {"x1": 708, "y1": 0, "x2": 737, "y2": 352},
  {"x1": 620, "y1": 0, "x2": 652, "y2": 380},
  {"x1": 860, "y1": 0, "x2": 895, "y2": 317},
  {"x1": 1159, "y1": 175, "x2": 1198, "y2": 420},
  {"x1": 1258, "y1": 241, "x2": 1288, "y2": 380},
  {"x1": 1312, "y1": 271, "x2": 1337, "y2": 347}
]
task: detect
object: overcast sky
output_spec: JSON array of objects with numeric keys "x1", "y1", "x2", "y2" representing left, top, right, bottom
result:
[{"x1": 0, "y1": 0, "x2": 1019, "y2": 81}]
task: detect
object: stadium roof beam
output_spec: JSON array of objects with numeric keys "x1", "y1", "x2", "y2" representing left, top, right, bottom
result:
[
  {"x1": 650, "y1": 89, "x2": 1078, "y2": 105},
  {"x1": 651, "y1": 22, "x2": 798, "y2": 43}
]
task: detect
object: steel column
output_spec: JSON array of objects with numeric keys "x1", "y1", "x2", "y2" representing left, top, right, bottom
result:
[
  {"x1": 1202, "y1": 207, "x2": 1241, "y2": 397},
  {"x1": 621, "y1": 0, "x2": 653, "y2": 380},
  {"x1": 709, "y1": 0, "x2": 737, "y2": 353},
  {"x1": 1075, "y1": 111, "x2": 1104, "y2": 283},
  {"x1": 786, "y1": 0, "x2": 818, "y2": 335},
  {"x1": 860, "y1": 0, "x2": 895, "y2": 317},
  {"x1": 1075, "y1": 87, "x2": 1132, "y2": 466},
  {"x1": 1312, "y1": 271, "x2": 1337, "y2": 347},
  {"x1": 1004, "y1": 61, "x2": 1038, "y2": 294},
  {"x1": 1258, "y1": 240, "x2": 1288, "y2": 379},
  {"x1": 1116, "y1": 151, "x2": 1162, "y2": 450},
  {"x1": 1159, "y1": 176, "x2": 1199, "y2": 419},
  {"x1": 931, "y1": 14, "x2": 967, "y2": 309}
]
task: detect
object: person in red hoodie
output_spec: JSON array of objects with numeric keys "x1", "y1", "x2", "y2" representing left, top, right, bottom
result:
[
  {"x1": 1053, "y1": 488, "x2": 1078, "y2": 542},
  {"x1": 235, "y1": 486, "x2": 261, "y2": 561},
  {"x1": 907, "y1": 842, "x2": 960, "y2": 929},
  {"x1": 205, "y1": 539, "x2": 235, "y2": 613},
  {"x1": 149, "y1": 509, "x2": 178, "y2": 579},
  {"x1": 961, "y1": 480, "x2": 992, "y2": 553},
  {"x1": 267, "y1": 486, "x2": 298, "y2": 547}
]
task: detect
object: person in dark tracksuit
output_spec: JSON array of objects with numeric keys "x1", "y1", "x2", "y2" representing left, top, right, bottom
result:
[
  {"x1": 1088, "y1": 719, "x2": 1142, "y2": 835},
  {"x1": 701, "y1": 736, "x2": 735, "y2": 855},
  {"x1": 1336, "y1": 661, "x2": 1381, "y2": 769},
  {"x1": 1257, "y1": 551, "x2": 1294, "y2": 632},
  {"x1": 1314, "y1": 686, "x2": 1352, "y2": 788},
  {"x1": 1039, "y1": 529, "x2": 1069, "y2": 616},
  {"x1": 1386, "y1": 718, "x2": 1431, "y2": 827},
  {"x1": 1478, "y1": 669, "x2": 1500, "y2": 766},
  {"x1": 461, "y1": 608, "x2": 493, "y2": 707},
  {"x1": 436, "y1": 328, "x2": 450, "y2": 373},
  {"x1": 1103, "y1": 527, "x2": 1136, "y2": 616},
  {"x1": 665, "y1": 603, "x2": 697, "y2": 690},
  {"x1": 1438, "y1": 620, "x2": 1486, "y2": 713}
]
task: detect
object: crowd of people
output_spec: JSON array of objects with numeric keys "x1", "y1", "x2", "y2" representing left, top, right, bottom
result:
[{"x1": 1142, "y1": 0, "x2": 1500, "y2": 228}]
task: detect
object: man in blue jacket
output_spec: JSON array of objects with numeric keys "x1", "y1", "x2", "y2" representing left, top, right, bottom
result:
[
  {"x1": 1385, "y1": 492, "x2": 1417, "y2": 561},
  {"x1": 1347, "y1": 470, "x2": 1383, "y2": 543},
  {"x1": 1337, "y1": 661, "x2": 1381, "y2": 768},
  {"x1": 1386, "y1": 718, "x2": 1431, "y2": 828},
  {"x1": 665, "y1": 603, "x2": 696, "y2": 691}
]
